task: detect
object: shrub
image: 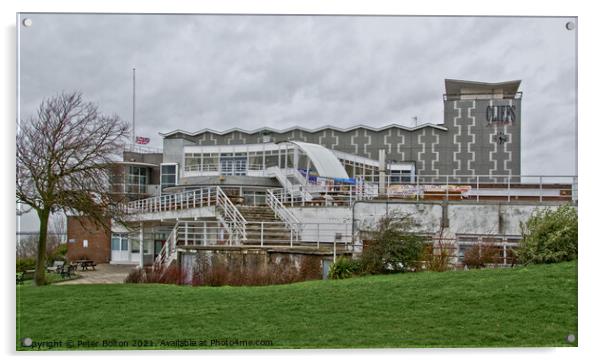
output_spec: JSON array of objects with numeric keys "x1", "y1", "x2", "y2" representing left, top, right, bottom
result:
[
  {"x1": 124, "y1": 267, "x2": 145, "y2": 283},
  {"x1": 46, "y1": 243, "x2": 69, "y2": 263},
  {"x1": 360, "y1": 212, "x2": 426, "y2": 274},
  {"x1": 421, "y1": 242, "x2": 454, "y2": 272},
  {"x1": 16, "y1": 258, "x2": 36, "y2": 273},
  {"x1": 463, "y1": 243, "x2": 500, "y2": 269},
  {"x1": 124, "y1": 265, "x2": 182, "y2": 284},
  {"x1": 191, "y1": 255, "x2": 320, "y2": 287},
  {"x1": 517, "y1": 204, "x2": 578, "y2": 264},
  {"x1": 328, "y1": 257, "x2": 361, "y2": 279}
]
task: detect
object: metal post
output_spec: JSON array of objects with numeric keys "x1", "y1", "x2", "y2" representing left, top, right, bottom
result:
[
  {"x1": 317, "y1": 224, "x2": 320, "y2": 249},
  {"x1": 333, "y1": 240, "x2": 337, "y2": 262},
  {"x1": 446, "y1": 175, "x2": 449, "y2": 201},
  {"x1": 290, "y1": 229, "x2": 293, "y2": 247},
  {"x1": 416, "y1": 175, "x2": 420, "y2": 201},
  {"x1": 139, "y1": 222, "x2": 144, "y2": 268},
  {"x1": 184, "y1": 221, "x2": 188, "y2": 246},
  {"x1": 476, "y1": 175, "x2": 480, "y2": 202},
  {"x1": 507, "y1": 176, "x2": 511, "y2": 202},
  {"x1": 260, "y1": 222, "x2": 264, "y2": 247}
]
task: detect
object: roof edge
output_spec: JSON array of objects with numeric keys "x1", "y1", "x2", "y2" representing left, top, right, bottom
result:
[{"x1": 159, "y1": 123, "x2": 448, "y2": 138}]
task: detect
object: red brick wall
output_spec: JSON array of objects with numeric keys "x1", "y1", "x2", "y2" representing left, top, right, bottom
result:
[{"x1": 66, "y1": 217, "x2": 111, "y2": 263}]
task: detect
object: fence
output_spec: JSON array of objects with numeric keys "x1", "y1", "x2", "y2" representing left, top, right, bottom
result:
[{"x1": 272, "y1": 174, "x2": 577, "y2": 206}]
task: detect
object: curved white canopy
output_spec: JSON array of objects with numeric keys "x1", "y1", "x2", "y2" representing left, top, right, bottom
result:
[{"x1": 285, "y1": 141, "x2": 349, "y2": 179}]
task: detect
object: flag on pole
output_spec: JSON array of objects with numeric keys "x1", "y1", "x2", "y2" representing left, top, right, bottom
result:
[{"x1": 135, "y1": 136, "x2": 150, "y2": 145}]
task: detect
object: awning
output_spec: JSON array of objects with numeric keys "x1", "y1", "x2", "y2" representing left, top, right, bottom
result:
[{"x1": 283, "y1": 141, "x2": 349, "y2": 179}]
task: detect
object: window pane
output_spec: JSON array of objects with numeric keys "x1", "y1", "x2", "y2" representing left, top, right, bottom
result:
[{"x1": 111, "y1": 237, "x2": 120, "y2": 250}]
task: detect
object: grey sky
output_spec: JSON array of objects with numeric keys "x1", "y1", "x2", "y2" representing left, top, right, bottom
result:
[{"x1": 18, "y1": 14, "x2": 577, "y2": 230}]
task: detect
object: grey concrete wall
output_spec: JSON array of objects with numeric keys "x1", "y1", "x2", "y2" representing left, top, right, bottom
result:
[
  {"x1": 163, "y1": 138, "x2": 197, "y2": 165},
  {"x1": 291, "y1": 201, "x2": 562, "y2": 241},
  {"x1": 179, "y1": 248, "x2": 327, "y2": 284}
]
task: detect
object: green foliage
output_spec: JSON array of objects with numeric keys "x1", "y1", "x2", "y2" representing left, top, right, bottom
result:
[
  {"x1": 47, "y1": 243, "x2": 69, "y2": 263},
  {"x1": 16, "y1": 258, "x2": 36, "y2": 273},
  {"x1": 360, "y1": 212, "x2": 426, "y2": 274},
  {"x1": 517, "y1": 204, "x2": 578, "y2": 264},
  {"x1": 328, "y1": 258, "x2": 361, "y2": 279}
]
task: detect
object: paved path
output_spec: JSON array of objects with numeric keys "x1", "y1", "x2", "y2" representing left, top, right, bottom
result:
[{"x1": 55, "y1": 263, "x2": 136, "y2": 285}]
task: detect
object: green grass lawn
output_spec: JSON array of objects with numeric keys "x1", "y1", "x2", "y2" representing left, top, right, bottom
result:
[{"x1": 16, "y1": 261, "x2": 577, "y2": 350}]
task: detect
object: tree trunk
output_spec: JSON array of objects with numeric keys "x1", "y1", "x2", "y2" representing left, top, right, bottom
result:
[{"x1": 34, "y1": 209, "x2": 50, "y2": 286}]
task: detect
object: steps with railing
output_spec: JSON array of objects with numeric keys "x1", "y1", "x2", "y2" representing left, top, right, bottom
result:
[
  {"x1": 266, "y1": 189, "x2": 300, "y2": 240},
  {"x1": 215, "y1": 186, "x2": 247, "y2": 244}
]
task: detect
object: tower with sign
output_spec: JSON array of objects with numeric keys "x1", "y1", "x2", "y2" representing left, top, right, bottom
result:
[{"x1": 442, "y1": 79, "x2": 522, "y2": 181}]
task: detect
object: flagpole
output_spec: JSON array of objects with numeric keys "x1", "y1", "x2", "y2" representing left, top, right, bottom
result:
[{"x1": 132, "y1": 67, "x2": 136, "y2": 145}]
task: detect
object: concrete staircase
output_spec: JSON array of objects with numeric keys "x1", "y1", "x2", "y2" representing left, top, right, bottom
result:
[{"x1": 237, "y1": 206, "x2": 295, "y2": 246}]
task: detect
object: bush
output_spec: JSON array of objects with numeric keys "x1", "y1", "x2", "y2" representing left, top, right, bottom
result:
[
  {"x1": 46, "y1": 243, "x2": 69, "y2": 263},
  {"x1": 421, "y1": 242, "x2": 454, "y2": 272},
  {"x1": 124, "y1": 265, "x2": 182, "y2": 284},
  {"x1": 463, "y1": 243, "x2": 500, "y2": 269},
  {"x1": 328, "y1": 258, "x2": 361, "y2": 279},
  {"x1": 360, "y1": 212, "x2": 426, "y2": 274},
  {"x1": 16, "y1": 258, "x2": 36, "y2": 273},
  {"x1": 517, "y1": 204, "x2": 578, "y2": 264}
]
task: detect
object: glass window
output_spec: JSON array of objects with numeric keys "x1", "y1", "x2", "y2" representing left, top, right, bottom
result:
[
  {"x1": 202, "y1": 154, "x2": 218, "y2": 171},
  {"x1": 126, "y1": 166, "x2": 148, "y2": 194},
  {"x1": 131, "y1": 240, "x2": 140, "y2": 253},
  {"x1": 121, "y1": 237, "x2": 128, "y2": 251},
  {"x1": 161, "y1": 164, "x2": 177, "y2": 189},
  {"x1": 220, "y1": 153, "x2": 247, "y2": 176},
  {"x1": 111, "y1": 236, "x2": 120, "y2": 250}
]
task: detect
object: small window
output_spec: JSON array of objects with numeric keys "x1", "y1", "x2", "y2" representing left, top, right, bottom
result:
[
  {"x1": 160, "y1": 164, "x2": 178, "y2": 189},
  {"x1": 83, "y1": 239, "x2": 89, "y2": 248},
  {"x1": 111, "y1": 237, "x2": 120, "y2": 250}
]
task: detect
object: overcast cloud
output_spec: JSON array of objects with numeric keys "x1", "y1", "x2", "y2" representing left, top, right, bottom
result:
[{"x1": 17, "y1": 14, "x2": 577, "y2": 230}]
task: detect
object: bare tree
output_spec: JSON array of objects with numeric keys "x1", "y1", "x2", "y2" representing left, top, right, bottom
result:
[{"x1": 16, "y1": 92, "x2": 129, "y2": 285}]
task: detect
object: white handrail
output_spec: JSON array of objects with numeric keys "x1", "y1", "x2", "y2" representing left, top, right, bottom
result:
[
  {"x1": 154, "y1": 221, "x2": 180, "y2": 267},
  {"x1": 127, "y1": 187, "x2": 214, "y2": 214},
  {"x1": 267, "y1": 189, "x2": 300, "y2": 239},
  {"x1": 215, "y1": 186, "x2": 247, "y2": 243}
]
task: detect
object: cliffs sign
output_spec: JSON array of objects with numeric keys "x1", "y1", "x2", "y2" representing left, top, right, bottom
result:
[{"x1": 486, "y1": 105, "x2": 516, "y2": 124}]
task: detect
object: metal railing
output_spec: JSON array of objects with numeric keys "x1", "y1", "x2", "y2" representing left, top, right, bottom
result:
[
  {"x1": 272, "y1": 174, "x2": 577, "y2": 206},
  {"x1": 154, "y1": 220, "x2": 354, "y2": 264},
  {"x1": 154, "y1": 222, "x2": 180, "y2": 267},
  {"x1": 266, "y1": 189, "x2": 300, "y2": 239},
  {"x1": 215, "y1": 186, "x2": 247, "y2": 243},
  {"x1": 127, "y1": 187, "x2": 215, "y2": 214},
  {"x1": 442, "y1": 91, "x2": 523, "y2": 101},
  {"x1": 124, "y1": 144, "x2": 163, "y2": 154},
  {"x1": 184, "y1": 163, "x2": 266, "y2": 173}
]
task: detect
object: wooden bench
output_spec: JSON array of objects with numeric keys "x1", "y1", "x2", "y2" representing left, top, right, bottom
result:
[
  {"x1": 79, "y1": 261, "x2": 97, "y2": 271},
  {"x1": 46, "y1": 260, "x2": 65, "y2": 273},
  {"x1": 57, "y1": 264, "x2": 77, "y2": 279}
]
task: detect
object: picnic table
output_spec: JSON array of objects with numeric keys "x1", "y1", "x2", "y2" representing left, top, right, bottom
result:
[{"x1": 75, "y1": 259, "x2": 97, "y2": 271}]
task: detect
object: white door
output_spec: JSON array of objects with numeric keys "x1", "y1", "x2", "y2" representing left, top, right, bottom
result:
[{"x1": 111, "y1": 234, "x2": 131, "y2": 262}]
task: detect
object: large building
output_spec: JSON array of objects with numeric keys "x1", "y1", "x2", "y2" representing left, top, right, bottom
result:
[
  {"x1": 65, "y1": 79, "x2": 574, "y2": 275},
  {"x1": 157, "y1": 79, "x2": 521, "y2": 189}
]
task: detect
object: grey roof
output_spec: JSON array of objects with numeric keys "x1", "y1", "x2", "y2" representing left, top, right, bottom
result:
[
  {"x1": 444, "y1": 79, "x2": 522, "y2": 96},
  {"x1": 159, "y1": 123, "x2": 448, "y2": 138}
]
